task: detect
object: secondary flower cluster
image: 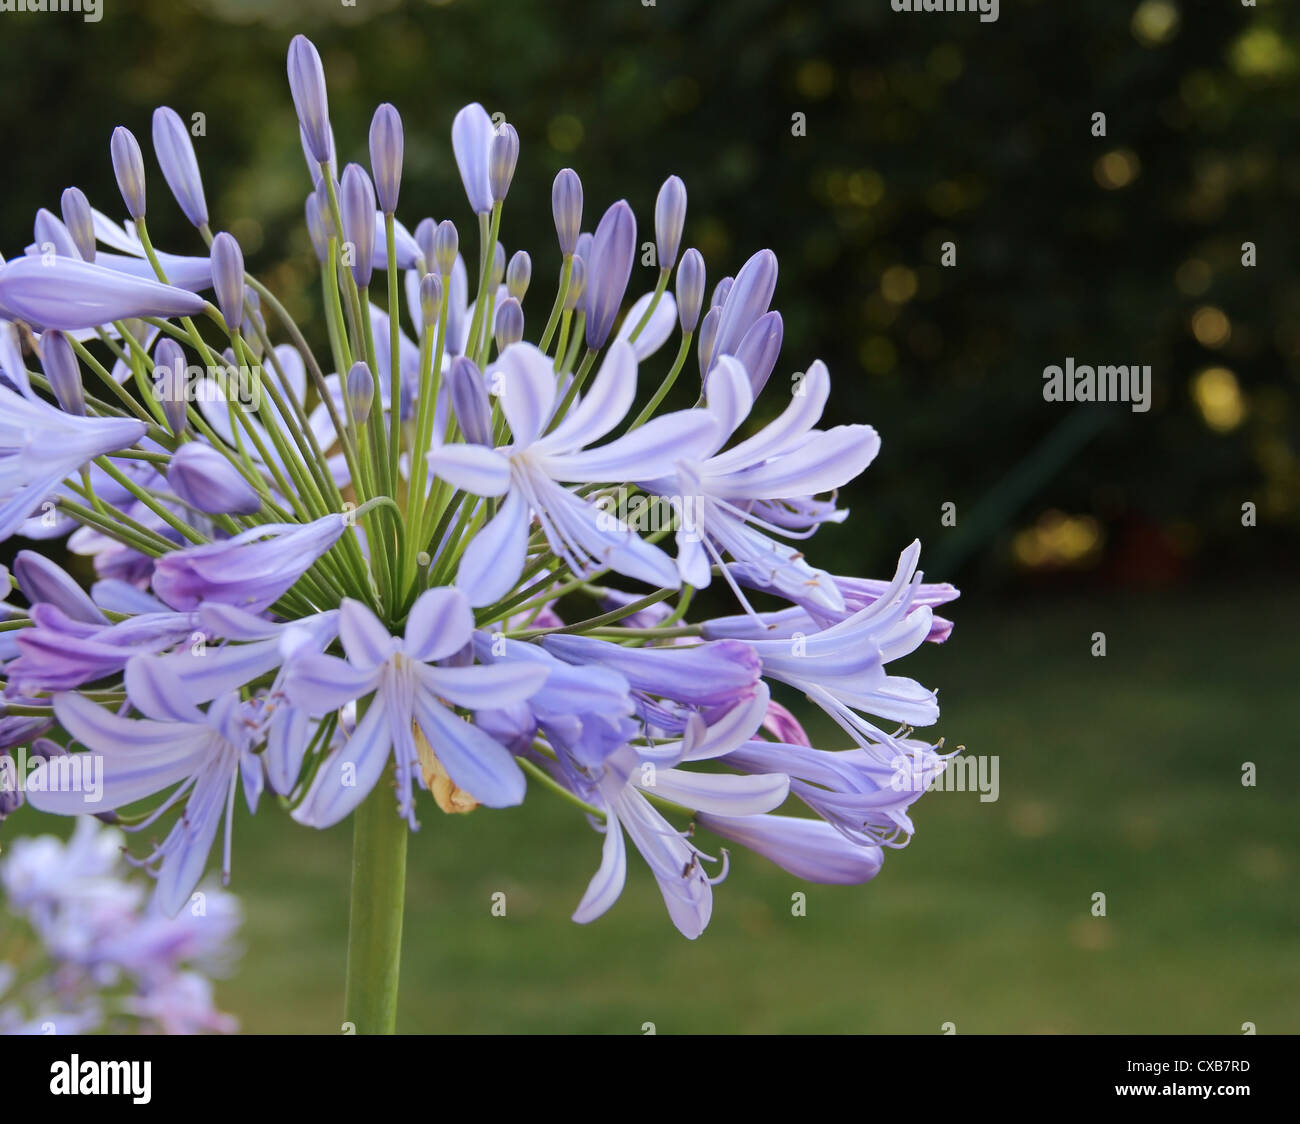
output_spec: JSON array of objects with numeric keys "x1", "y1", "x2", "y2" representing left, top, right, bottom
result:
[
  {"x1": 0, "y1": 818, "x2": 241, "y2": 1034},
  {"x1": 0, "y1": 35, "x2": 959, "y2": 938}
]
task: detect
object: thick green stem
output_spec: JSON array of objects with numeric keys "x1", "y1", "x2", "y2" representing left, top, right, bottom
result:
[{"x1": 343, "y1": 761, "x2": 408, "y2": 1035}]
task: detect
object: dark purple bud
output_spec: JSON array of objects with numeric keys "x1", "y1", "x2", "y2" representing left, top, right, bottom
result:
[
  {"x1": 288, "y1": 35, "x2": 333, "y2": 165},
  {"x1": 340, "y1": 163, "x2": 377, "y2": 289},
  {"x1": 60, "y1": 187, "x2": 96, "y2": 262},
  {"x1": 676, "y1": 247, "x2": 705, "y2": 334},
  {"x1": 654, "y1": 175, "x2": 687, "y2": 271},
  {"x1": 697, "y1": 305, "x2": 721, "y2": 378},
  {"x1": 564, "y1": 255, "x2": 587, "y2": 312},
  {"x1": 506, "y1": 250, "x2": 531, "y2": 301},
  {"x1": 167, "y1": 442, "x2": 262, "y2": 515},
  {"x1": 369, "y1": 103, "x2": 404, "y2": 215},
  {"x1": 584, "y1": 200, "x2": 636, "y2": 350},
  {"x1": 419, "y1": 272, "x2": 442, "y2": 330},
  {"x1": 494, "y1": 297, "x2": 524, "y2": 351},
  {"x1": 415, "y1": 217, "x2": 436, "y2": 272},
  {"x1": 732, "y1": 310, "x2": 783, "y2": 396},
  {"x1": 714, "y1": 249, "x2": 778, "y2": 359},
  {"x1": 347, "y1": 360, "x2": 374, "y2": 423},
  {"x1": 40, "y1": 330, "x2": 84, "y2": 415},
  {"x1": 210, "y1": 231, "x2": 245, "y2": 334},
  {"x1": 152, "y1": 106, "x2": 208, "y2": 227},
  {"x1": 305, "y1": 191, "x2": 330, "y2": 262},
  {"x1": 154, "y1": 337, "x2": 188, "y2": 435},
  {"x1": 33, "y1": 208, "x2": 78, "y2": 259},
  {"x1": 110, "y1": 126, "x2": 147, "y2": 220},
  {"x1": 489, "y1": 123, "x2": 519, "y2": 203},
  {"x1": 448, "y1": 356, "x2": 492, "y2": 445},
  {"x1": 552, "y1": 169, "x2": 583, "y2": 256},
  {"x1": 433, "y1": 219, "x2": 458, "y2": 275}
]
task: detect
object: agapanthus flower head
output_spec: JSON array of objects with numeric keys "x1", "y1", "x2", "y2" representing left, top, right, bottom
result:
[{"x1": 0, "y1": 34, "x2": 958, "y2": 950}]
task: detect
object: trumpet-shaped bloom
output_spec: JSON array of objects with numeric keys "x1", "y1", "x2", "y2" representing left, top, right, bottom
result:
[{"x1": 284, "y1": 588, "x2": 549, "y2": 827}]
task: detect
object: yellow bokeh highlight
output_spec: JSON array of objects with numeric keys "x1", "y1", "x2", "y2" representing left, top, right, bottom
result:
[
  {"x1": 1190, "y1": 306, "x2": 1230, "y2": 348},
  {"x1": 1012, "y1": 511, "x2": 1103, "y2": 569},
  {"x1": 880, "y1": 265, "x2": 918, "y2": 304},
  {"x1": 1192, "y1": 367, "x2": 1246, "y2": 432},
  {"x1": 1094, "y1": 149, "x2": 1141, "y2": 190},
  {"x1": 1132, "y1": 0, "x2": 1180, "y2": 47}
]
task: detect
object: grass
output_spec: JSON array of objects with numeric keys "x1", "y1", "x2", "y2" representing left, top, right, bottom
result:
[{"x1": 13, "y1": 585, "x2": 1300, "y2": 1033}]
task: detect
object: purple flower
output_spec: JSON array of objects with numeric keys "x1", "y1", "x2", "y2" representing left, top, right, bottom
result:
[
  {"x1": 676, "y1": 247, "x2": 705, "y2": 334},
  {"x1": 0, "y1": 384, "x2": 146, "y2": 541},
  {"x1": 426, "y1": 341, "x2": 719, "y2": 606},
  {"x1": 489, "y1": 124, "x2": 520, "y2": 204},
  {"x1": 28, "y1": 675, "x2": 264, "y2": 916},
  {"x1": 151, "y1": 513, "x2": 348, "y2": 612},
  {"x1": 698, "y1": 812, "x2": 884, "y2": 885},
  {"x1": 166, "y1": 443, "x2": 262, "y2": 516},
  {"x1": 340, "y1": 163, "x2": 377, "y2": 290},
  {"x1": 552, "y1": 168, "x2": 583, "y2": 255},
  {"x1": 451, "y1": 102, "x2": 495, "y2": 215},
  {"x1": 283, "y1": 588, "x2": 549, "y2": 827},
  {"x1": 287, "y1": 35, "x2": 333, "y2": 166},
  {"x1": 369, "y1": 103, "x2": 404, "y2": 215},
  {"x1": 152, "y1": 106, "x2": 209, "y2": 228},
  {"x1": 40, "y1": 329, "x2": 85, "y2": 415},
  {"x1": 584, "y1": 200, "x2": 637, "y2": 349},
  {"x1": 110, "y1": 126, "x2": 147, "y2": 220},
  {"x1": 0, "y1": 255, "x2": 206, "y2": 331},
  {"x1": 654, "y1": 175, "x2": 687, "y2": 270}
]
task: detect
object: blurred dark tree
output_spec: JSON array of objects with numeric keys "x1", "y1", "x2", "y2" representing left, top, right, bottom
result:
[{"x1": 1, "y1": 0, "x2": 1296, "y2": 591}]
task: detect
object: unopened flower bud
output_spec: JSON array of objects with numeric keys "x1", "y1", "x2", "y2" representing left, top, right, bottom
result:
[
  {"x1": 110, "y1": 126, "x2": 146, "y2": 220},
  {"x1": 369, "y1": 103, "x2": 404, "y2": 215},
  {"x1": 287, "y1": 35, "x2": 333, "y2": 166},
  {"x1": 432, "y1": 219, "x2": 458, "y2": 276},
  {"x1": 552, "y1": 168, "x2": 583, "y2": 256},
  {"x1": 60, "y1": 187, "x2": 96, "y2": 262},
  {"x1": 654, "y1": 175, "x2": 687, "y2": 271},
  {"x1": 419, "y1": 272, "x2": 443, "y2": 330},
  {"x1": 41, "y1": 330, "x2": 84, "y2": 416},
  {"x1": 564, "y1": 255, "x2": 586, "y2": 312},
  {"x1": 489, "y1": 123, "x2": 519, "y2": 203},
  {"x1": 340, "y1": 163, "x2": 377, "y2": 289},
  {"x1": 167, "y1": 442, "x2": 262, "y2": 515},
  {"x1": 448, "y1": 356, "x2": 492, "y2": 446},
  {"x1": 152, "y1": 105, "x2": 209, "y2": 228},
  {"x1": 676, "y1": 247, "x2": 705, "y2": 334},
  {"x1": 210, "y1": 232, "x2": 245, "y2": 335},
  {"x1": 494, "y1": 297, "x2": 524, "y2": 351},
  {"x1": 506, "y1": 250, "x2": 531, "y2": 302},
  {"x1": 346, "y1": 360, "x2": 374, "y2": 424},
  {"x1": 154, "y1": 337, "x2": 188, "y2": 436}
]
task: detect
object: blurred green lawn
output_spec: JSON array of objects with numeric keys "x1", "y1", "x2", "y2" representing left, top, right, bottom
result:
[{"x1": 124, "y1": 587, "x2": 1300, "y2": 1032}]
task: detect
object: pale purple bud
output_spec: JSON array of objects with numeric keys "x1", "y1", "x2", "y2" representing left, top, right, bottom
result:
[
  {"x1": 489, "y1": 123, "x2": 519, "y2": 203},
  {"x1": 654, "y1": 175, "x2": 687, "y2": 271},
  {"x1": 506, "y1": 250, "x2": 531, "y2": 301},
  {"x1": 419, "y1": 272, "x2": 442, "y2": 329},
  {"x1": 33, "y1": 208, "x2": 78, "y2": 259},
  {"x1": 415, "y1": 217, "x2": 436, "y2": 272},
  {"x1": 432, "y1": 219, "x2": 458, "y2": 275},
  {"x1": 714, "y1": 248, "x2": 778, "y2": 359},
  {"x1": 492, "y1": 243, "x2": 506, "y2": 286},
  {"x1": 574, "y1": 231, "x2": 594, "y2": 264},
  {"x1": 305, "y1": 191, "x2": 330, "y2": 262},
  {"x1": 451, "y1": 103, "x2": 495, "y2": 215},
  {"x1": 340, "y1": 163, "x2": 377, "y2": 289},
  {"x1": 40, "y1": 330, "x2": 84, "y2": 416},
  {"x1": 167, "y1": 442, "x2": 261, "y2": 515},
  {"x1": 448, "y1": 356, "x2": 491, "y2": 445},
  {"x1": 346, "y1": 360, "x2": 374, "y2": 423},
  {"x1": 210, "y1": 232, "x2": 245, "y2": 334},
  {"x1": 697, "y1": 305, "x2": 720, "y2": 378},
  {"x1": 154, "y1": 337, "x2": 188, "y2": 435},
  {"x1": 110, "y1": 126, "x2": 147, "y2": 220},
  {"x1": 60, "y1": 187, "x2": 96, "y2": 262},
  {"x1": 369, "y1": 103, "x2": 404, "y2": 215},
  {"x1": 494, "y1": 297, "x2": 524, "y2": 351},
  {"x1": 0, "y1": 257, "x2": 205, "y2": 331},
  {"x1": 676, "y1": 247, "x2": 705, "y2": 334},
  {"x1": 152, "y1": 106, "x2": 208, "y2": 227},
  {"x1": 711, "y1": 276, "x2": 733, "y2": 310},
  {"x1": 287, "y1": 35, "x2": 333, "y2": 165},
  {"x1": 584, "y1": 200, "x2": 636, "y2": 350},
  {"x1": 564, "y1": 256, "x2": 586, "y2": 312},
  {"x1": 732, "y1": 310, "x2": 783, "y2": 396},
  {"x1": 552, "y1": 169, "x2": 583, "y2": 256}
]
